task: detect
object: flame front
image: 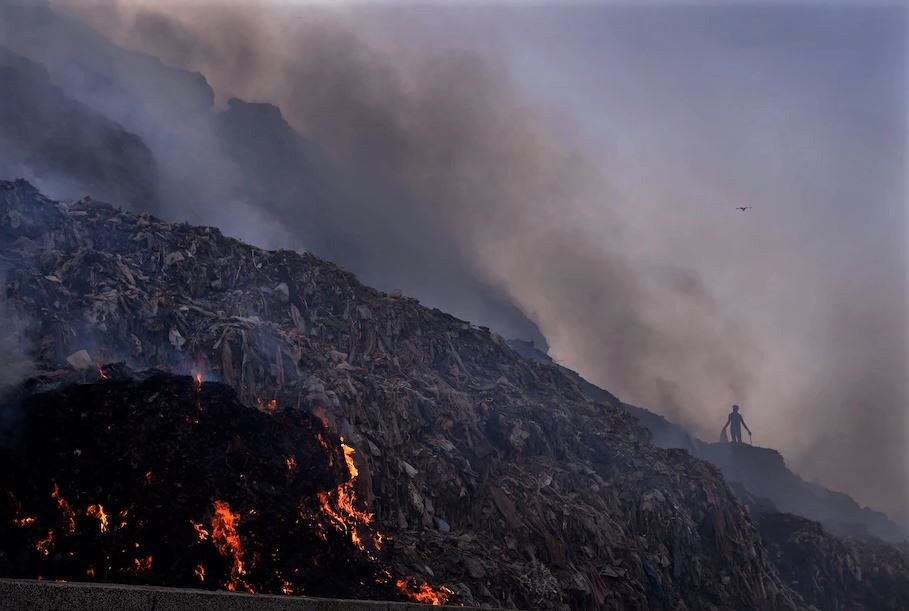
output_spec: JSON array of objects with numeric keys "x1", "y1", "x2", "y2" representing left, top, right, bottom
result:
[
  {"x1": 35, "y1": 530, "x2": 54, "y2": 556},
  {"x1": 210, "y1": 500, "x2": 250, "y2": 592},
  {"x1": 396, "y1": 578, "x2": 454, "y2": 606},
  {"x1": 316, "y1": 439, "x2": 383, "y2": 553},
  {"x1": 51, "y1": 483, "x2": 76, "y2": 533},
  {"x1": 86, "y1": 504, "x2": 109, "y2": 533}
]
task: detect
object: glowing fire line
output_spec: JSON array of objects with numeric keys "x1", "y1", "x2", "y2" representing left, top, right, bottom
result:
[
  {"x1": 316, "y1": 439, "x2": 383, "y2": 553},
  {"x1": 396, "y1": 577, "x2": 455, "y2": 606},
  {"x1": 87, "y1": 504, "x2": 109, "y2": 533},
  {"x1": 51, "y1": 483, "x2": 76, "y2": 533}
]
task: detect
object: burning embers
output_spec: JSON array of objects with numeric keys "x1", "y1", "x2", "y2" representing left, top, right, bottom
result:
[
  {"x1": 315, "y1": 438, "x2": 383, "y2": 554},
  {"x1": 396, "y1": 577, "x2": 455, "y2": 607},
  {"x1": 51, "y1": 483, "x2": 76, "y2": 534},
  {"x1": 35, "y1": 531, "x2": 55, "y2": 556},
  {"x1": 0, "y1": 370, "x2": 454, "y2": 605},
  {"x1": 86, "y1": 504, "x2": 109, "y2": 533},
  {"x1": 256, "y1": 397, "x2": 278, "y2": 413},
  {"x1": 210, "y1": 501, "x2": 249, "y2": 592},
  {"x1": 189, "y1": 502, "x2": 252, "y2": 592}
]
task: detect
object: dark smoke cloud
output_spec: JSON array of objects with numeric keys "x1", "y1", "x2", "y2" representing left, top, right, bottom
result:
[{"x1": 1, "y1": 1, "x2": 903, "y2": 527}]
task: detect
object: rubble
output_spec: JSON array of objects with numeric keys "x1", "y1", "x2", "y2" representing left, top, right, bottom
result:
[
  {"x1": 0, "y1": 179, "x2": 899, "y2": 608},
  {"x1": 756, "y1": 512, "x2": 909, "y2": 610}
]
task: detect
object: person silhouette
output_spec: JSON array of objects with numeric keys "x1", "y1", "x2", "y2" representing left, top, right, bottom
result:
[{"x1": 721, "y1": 405, "x2": 751, "y2": 444}]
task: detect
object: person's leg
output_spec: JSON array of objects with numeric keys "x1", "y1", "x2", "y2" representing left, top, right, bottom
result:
[{"x1": 732, "y1": 428, "x2": 741, "y2": 443}]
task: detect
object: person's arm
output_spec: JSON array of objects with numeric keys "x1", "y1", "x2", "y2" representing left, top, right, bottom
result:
[{"x1": 741, "y1": 418, "x2": 751, "y2": 434}]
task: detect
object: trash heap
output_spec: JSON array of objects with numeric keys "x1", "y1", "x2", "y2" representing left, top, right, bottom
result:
[
  {"x1": 756, "y1": 512, "x2": 909, "y2": 611},
  {"x1": 0, "y1": 367, "x2": 420, "y2": 602},
  {"x1": 0, "y1": 178, "x2": 880, "y2": 609}
]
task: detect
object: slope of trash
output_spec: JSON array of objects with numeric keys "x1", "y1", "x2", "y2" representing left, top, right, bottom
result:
[
  {"x1": 0, "y1": 179, "x2": 809, "y2": 609},
  {"x1": 756, "y1": 512, "x2": 909, "y2": 611},
  {"x1": 509, "y1": 339, "x2": 907, "y2": 542}
]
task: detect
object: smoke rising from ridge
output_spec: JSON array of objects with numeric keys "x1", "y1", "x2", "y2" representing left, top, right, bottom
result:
[{"x1": 9, "y1": 1, "x2": 908, "y2": 527}]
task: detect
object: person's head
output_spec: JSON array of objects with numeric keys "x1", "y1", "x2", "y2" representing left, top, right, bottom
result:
[{"x1": 732, "y1": 404, "x2": 740, "y2": 413}]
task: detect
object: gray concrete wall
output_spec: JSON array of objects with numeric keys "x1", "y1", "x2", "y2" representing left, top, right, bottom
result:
[{"x1": 0, "y1": 579, "x2": 470, "y2": 611}]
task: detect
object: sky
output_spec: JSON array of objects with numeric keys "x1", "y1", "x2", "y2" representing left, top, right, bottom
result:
[
  {"x1": 41, "y1": 0, "x2": 909, "y2": 526},
  {"x1": 443, "y1": 2, "x2": 909, "y2": 524}
]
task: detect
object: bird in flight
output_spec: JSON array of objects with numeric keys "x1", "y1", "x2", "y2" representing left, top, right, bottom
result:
[{"x1": 736, "y1": 206, "x2": 752, "y2": 212}]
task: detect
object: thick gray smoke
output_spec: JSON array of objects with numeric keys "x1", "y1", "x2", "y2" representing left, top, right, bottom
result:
[{"x1": 2, "y1": 1, "x2": 905, "y2": 527}]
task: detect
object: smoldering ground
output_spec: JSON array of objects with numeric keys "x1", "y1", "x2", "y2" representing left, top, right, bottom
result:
[{"x1": 6, "y1": 1, "x2": 906, "y2": 527}]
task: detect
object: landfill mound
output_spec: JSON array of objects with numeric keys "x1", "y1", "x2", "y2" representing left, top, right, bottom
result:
[
  {"x1": 510, "y1": 339, "x2": 908, "y2": 543},
  {"x1": 0, "y1": 367, "x2": 444, "y2": 603},
  {"x1": 698, "y1": 443, "x2": 906, "y2": 542},
  {"x1": 0, "y1": 179, "x2": 811, "y2": 609},
  {"x1": 756, "y1": 512, "x2": 909, "y2": 610}
]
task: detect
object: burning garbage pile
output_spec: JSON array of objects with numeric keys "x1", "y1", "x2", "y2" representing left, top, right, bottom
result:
[
  {"x1": 0, "y1": 178, "x2": 801, "y2": 609},
  {"x1": 0, "y1": 367, "x2": 452, "y2": 604},
  {"x1": 3, "y1": 178, "x2": 904, "y2": 609}
]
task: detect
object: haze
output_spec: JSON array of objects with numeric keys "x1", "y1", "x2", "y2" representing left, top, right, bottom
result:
[{"x1": 26, "y1": 0, "x2": 909, "y2": 528}]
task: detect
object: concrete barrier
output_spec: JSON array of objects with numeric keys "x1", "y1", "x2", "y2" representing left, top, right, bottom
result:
[{"x1": 0, "y1": 579, "x2": 470, "y2": 611}]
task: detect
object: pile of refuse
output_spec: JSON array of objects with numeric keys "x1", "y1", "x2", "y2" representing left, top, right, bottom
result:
[
  {"x1": 756, "y1": 511, "x2": 909, "y2": 611},
  {"x1": 0, "y1": 179, "x2": 903, "y2": 609},
  {"x1": 0, "y1": 367, "x2": 430, "y2": 602}
]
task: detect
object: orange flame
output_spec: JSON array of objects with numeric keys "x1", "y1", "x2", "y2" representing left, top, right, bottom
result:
[
  {"x1": 342, "y1": 443, "x2": 358, "y2": 479},
  {"x1": 98, "y1": 368, "x2": 110, "y2": 380},
  {"x1": 132, "y1": 555, "x2": 153, "y2": 573},
  {"x1": 190, "y1": 519, "x2": 209, "y2": 540},
  {"x1": 194, "y1": 372, "x2": 204, "y2": 391},
  {"x1": 87, "y1": 504, "x2": 109, "y2": 533},
  {"x1": 282, "y1": 580, "x2": 294, "y2": 595},
  {"x1": 210, "y1": 500, "x2": 249, "y2": 591},
  {"x1": 51, "y1": 483, "x2": 76, "y2": 533},
  {"x1": 118, "y1": 507, "x2": 131, "y2": 529},
  {"x1": 86, "y1": 567, "x2": 96, "y2": 578},
  {"x1": 284, "y1": 456, "x2": 297, "y2": 472},
  {"x1": 194, "y1": 564, "x2": 206, "y2": 582},
  {"x1": 316, "y1": 434, "x2": 334, "y2": 467},
  {"x1": 35, "y1": 530, "x2": 54, "y2": 556},
  {"x1": 316, "y1": 439, "x2": 382, "y2": 552},
  {"x1": 396, "y1": 578, "x2": 454, "y2": 606},
  {"x1": 256, "y1": 398, "x2": 277, "y2": 413},
  {"x1": 14, "y1": 516, "x2": 37, "y2": 527}
]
